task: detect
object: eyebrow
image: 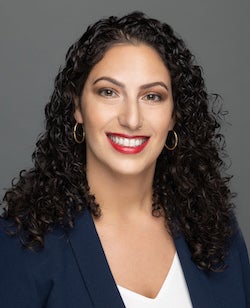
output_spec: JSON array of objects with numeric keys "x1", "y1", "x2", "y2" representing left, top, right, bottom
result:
[
  {"x1": 93, "y1": 76, "x2": 169, "y2": 91},
  {"x1": 93, "y1": 77, "x2": 124, "y2": 87}
]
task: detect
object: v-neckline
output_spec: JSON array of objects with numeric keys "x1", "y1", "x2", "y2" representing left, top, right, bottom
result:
[
  {"x1": 67, "y1": 209, "x2": 218, "y2": 307},
  {"x1": 117, "y1": 253, "x2": 177, "y2": 300}
]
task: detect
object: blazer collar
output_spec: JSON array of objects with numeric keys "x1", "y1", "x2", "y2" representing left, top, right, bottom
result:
[
  {"x1": 68, "y1": 209, "x2": 125, "y2": 308},
  {"x1": 68, "y1": 209, "x2": 218, "y2": 308},
  {"x1": 174, "y1": 235, "x2": 219, "y2": 307}
]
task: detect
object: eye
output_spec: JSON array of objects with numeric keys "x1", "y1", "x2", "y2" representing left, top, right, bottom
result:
[
  {"x1": 98, "y1": 88, "x2": 118, "y2": 98},
  {"x1": 143, "y1": 93, "x2": 162, "y2": 102}
]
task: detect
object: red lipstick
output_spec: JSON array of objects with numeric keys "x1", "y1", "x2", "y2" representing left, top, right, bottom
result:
[{"x1": 106, "y1": 133, "x2": 150, "y2": 154}]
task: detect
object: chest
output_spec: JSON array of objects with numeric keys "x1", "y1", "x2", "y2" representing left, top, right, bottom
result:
[
  {"x1": 95, "y1": 218, "x2": 176, "y2": 298},
  {"x1": 31, "y1": 211, "x2": 248, "y2": 308}
]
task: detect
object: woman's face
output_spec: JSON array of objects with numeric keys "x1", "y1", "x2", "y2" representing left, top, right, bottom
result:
[{"x1": 74, "y1": 43, "x2": 175, "y2": 177}]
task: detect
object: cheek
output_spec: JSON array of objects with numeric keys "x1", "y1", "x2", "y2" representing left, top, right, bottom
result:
[
  {"x1": 150, "y1": 112, "x2": 174, "y2": 133},
  {"x1": 82, "y1": 105, "x2": 116, "y2": 134},
  {"x1": 83, "y1": 114, "x2": 99, "y2": 137}
]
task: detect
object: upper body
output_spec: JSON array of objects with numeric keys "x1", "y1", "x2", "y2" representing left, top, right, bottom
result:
[
  {"x1": 0, "y1": 209, "x2": 249, "y2": 308},
  {"x1": 1, "y1": 11, "x2": 249, "y2": 307}
]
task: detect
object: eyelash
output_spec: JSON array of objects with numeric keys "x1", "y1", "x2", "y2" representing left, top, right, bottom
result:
[
  {"x1": 143, "y1": 93, "x2": 163, "y2": 102},
  {"x1": 98, "y1": 88, "x2": 117, "y2": 97},
  {"x1": 97, "y1": 88, "x2": 163, "y2": 102}
]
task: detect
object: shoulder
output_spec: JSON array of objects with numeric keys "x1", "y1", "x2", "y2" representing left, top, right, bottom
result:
[
  {"x1": 0, "y1": 217, "x2": 69, "y2": 259},
  {"x1": 0, "y1": 209, "x2": 92, "y2": 265},
  {"x1": 175, "y1": 222, "x2": 250, "y2": 307},
  {"x1": 229, "y1": 227, "x2": 250, "y2": 293},
  {"x1": 211, "y1": 226, "x2": 250, "y2": 306},
  {"x1": 0, "y1": 217, "x2": 71, "y2": 307},
  {"x1": 0, "y1": 210, "x2": 98, "y2": 307},
  {"x1": 226, "y1": 222, "x2": 250, "y2": 274}
]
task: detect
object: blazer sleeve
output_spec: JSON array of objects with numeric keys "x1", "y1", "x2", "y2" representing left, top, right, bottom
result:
[
  {"x1": 0, "y1": 219, "x2": 96, "y2": 308},
  {"x1": 236, "y1": 229, "x2": 250, "y2": 306},
  {"x1": 0, "y1": 229, "x2": 45, "y2": 308}
]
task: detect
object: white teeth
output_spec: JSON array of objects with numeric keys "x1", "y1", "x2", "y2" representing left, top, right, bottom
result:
[
  {"x1": 124, "y1": 138, "x2": 129, "y2": 146},
  {"x1": 109, "y1": 135, "x2": 147, "y2": 147},
  {"x1": 129, "y1": 139, "x2": 136, "y2": 147},
  {"x1": 135, "y1": 139, "x2": 140, "y2": 146}
]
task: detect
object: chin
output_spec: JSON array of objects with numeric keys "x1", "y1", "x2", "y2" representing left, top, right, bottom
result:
[{"x1": 107, "y1": 161, "x2": 155, "y2": 177}]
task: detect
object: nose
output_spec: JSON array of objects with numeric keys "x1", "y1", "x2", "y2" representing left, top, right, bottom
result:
[{"x1": 118, "y1": 99, "x2": 143, "y2": 131}]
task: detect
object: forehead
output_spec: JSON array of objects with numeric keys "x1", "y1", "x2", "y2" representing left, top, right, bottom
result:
[{"x1": 85, "y1": 43, "x2": 171, "y2": 85}]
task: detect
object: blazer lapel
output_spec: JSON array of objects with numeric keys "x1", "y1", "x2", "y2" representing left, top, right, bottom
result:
[
  {"x1": 174, "y1": 235, "x2": 219, "y2": 308},
  {"x1": 68, "y1": 209, "x2": 222, "y2": 307},
  {"x1": 67, "y1": 209, "x2": 125, "y2": 308}
]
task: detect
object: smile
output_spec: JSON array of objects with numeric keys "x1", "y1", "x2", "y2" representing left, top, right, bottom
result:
[
  {"x1": 109, "y1": 135, "x2": 147, "y2": 147},
  {"x1": 106, "y1": 133, "x2": 150, "y2": 154}
]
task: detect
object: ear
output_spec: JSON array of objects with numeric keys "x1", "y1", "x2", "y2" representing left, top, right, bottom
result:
[
  {"x1": 170, "y1": 113, "x2": 176, "y2": 130},
  {"x1": 73, "y1": 96, "x2": 84, "y2": 124}
]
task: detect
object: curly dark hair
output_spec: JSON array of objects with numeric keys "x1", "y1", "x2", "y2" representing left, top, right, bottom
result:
[{"x1": 2, "y1": 11, "x2": 235, "y2": 271}]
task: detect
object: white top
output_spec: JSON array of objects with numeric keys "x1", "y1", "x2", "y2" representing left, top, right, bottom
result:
[{"x1": 117, "y1": 253, "x2": 193, "y2": 307}]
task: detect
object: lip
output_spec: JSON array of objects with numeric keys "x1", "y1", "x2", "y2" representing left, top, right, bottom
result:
[{"x1": 106, "y1": 132, "x2": 150, "y2": 154}]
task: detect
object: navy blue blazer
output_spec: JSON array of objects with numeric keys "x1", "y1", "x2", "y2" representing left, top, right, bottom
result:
[{"x1": 0, "y1": 209, "x2": 249, "y2": 307}]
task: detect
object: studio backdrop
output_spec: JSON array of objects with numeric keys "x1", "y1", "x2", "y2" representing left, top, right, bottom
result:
[{"x1": 0, "y1": 0, "x2": 249, "y2": 250}]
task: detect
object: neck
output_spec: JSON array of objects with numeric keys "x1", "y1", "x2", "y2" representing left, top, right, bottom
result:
[{"x1": 86, "y1": 164, "x2": 155, "y2": 220}]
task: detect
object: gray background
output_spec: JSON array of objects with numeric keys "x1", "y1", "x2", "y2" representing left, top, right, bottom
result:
[{"x1": 0, "y1": 0, "x2": 249, "y2": 251}]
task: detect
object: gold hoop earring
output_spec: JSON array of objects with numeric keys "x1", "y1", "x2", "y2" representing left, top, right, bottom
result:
[
  {"x1": 73, "y1": 123, "x2": 85, "y2": 144},
  {"x1": 165, "y1": 130, "x2": 178, "y2": 151}
]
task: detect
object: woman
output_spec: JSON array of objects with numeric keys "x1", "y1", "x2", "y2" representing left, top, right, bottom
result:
[{"x1": 0, "y1": 11, "x2": 249, "y2": 308}]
